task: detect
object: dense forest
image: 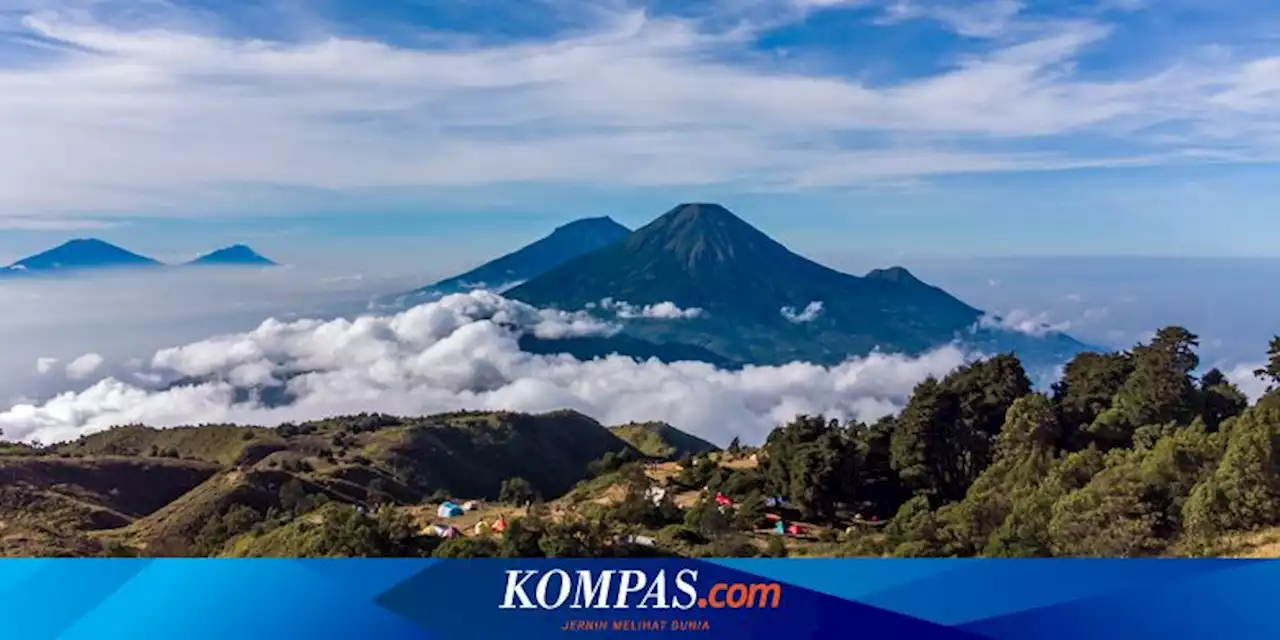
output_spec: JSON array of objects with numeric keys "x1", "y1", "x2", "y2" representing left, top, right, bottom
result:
[{"x1": 2, "y1": 327, "x2": 1278, "y2": 559}]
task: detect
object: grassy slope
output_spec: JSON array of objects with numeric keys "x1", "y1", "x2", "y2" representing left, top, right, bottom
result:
[
  {"x1": 350, "y1": 410, "x2": 637, "y2": 499},
  {"x1": 608, "y1": 422, "x2": 719, "y2": 459},
  {"x1": 58, "y1": 425, "x2": 286, "y2": 466},
  {"x1": 2, "y1": 409, "x2": 634, "y2": 556}
]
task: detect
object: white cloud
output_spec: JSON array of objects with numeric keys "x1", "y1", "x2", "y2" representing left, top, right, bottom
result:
[
  {"x1": 0, "y1": 290, "x2": 972, "y2": 446},
  {"x1": 598, "y1": 298, "x2": 706, "y2": 319},
  {"x1": 1226, "y1": 362, "x2": 1271, "y2": 403},
  {"x1": 781, "y1": 301, "x2": 824, "y2": 323},
  {"x1": 35, "y1": 358, "x2": 59, "y2": 375},
  {"x1": 977, "y1": 309, "x2": 1071, "y2": 337},
  {"x1": 64, "y1": 353, "x2": 104, "y2": 380},
  {"x1": 0, "y1": 4, "x2": 1277, "y2": 216}
]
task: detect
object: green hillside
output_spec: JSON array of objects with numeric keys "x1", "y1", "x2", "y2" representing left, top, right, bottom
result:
[
  {"x1": 609, "y1": 422, "x2": 719, "y2": 459},
  {"x1": 59, "y1": 424, "x2": 285, "y2": 466}
]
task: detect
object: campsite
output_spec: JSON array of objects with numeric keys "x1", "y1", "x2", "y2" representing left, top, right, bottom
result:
[{"x1": 401, "y1": 451, "x2": 851, "y2": 557}]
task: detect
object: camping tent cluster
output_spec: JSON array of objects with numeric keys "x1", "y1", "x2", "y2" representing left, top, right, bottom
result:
[
  {"x1": 473, "y1": 516, "x2": 507, "y2": 536},
  {"x1": 709, "y1": 490, "x2": 804, "y2": 537},
  {"x1": 763, "y1": 513, "x2": 804, "y2": 537},
  {"x1": 426, "y1": 499, "x2": 510, "y2": 541},
  {"x1": 435, "y1": 500, "x2": 484, "y2": 518}
]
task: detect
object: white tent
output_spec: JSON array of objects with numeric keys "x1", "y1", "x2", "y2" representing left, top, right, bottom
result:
[
  {"x1": 437, "y1": 502, "x2": 465, "y2": 518},
  {"x1": 623, "y1": 535, "x2": 657, "y2": 548},
  {"x1": 431, "y1": 524, "x2": 460, "y2": 539}
]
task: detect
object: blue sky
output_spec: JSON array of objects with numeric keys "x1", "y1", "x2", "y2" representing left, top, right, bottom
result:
[{"x1": 2, "y1": 0, "x2": 1280, "y2": 268}]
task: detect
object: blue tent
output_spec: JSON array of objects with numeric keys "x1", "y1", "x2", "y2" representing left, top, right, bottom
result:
[
  {"x1": 771, "y1": 520, "x2": 785, "y2": 535},
  {"x1": 437, "y1": 501, "x2": 465, "y2": 518}
]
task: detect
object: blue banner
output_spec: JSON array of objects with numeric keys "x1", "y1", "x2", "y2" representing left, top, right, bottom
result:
[{"x1": 0, "y1": 559, "x2": 1275, "y2": 639}]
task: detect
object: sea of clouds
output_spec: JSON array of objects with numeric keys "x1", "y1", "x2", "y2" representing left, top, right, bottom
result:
[
  {"x1": 0, "y1": 285, "x2": 973, "y2": 447},
  {"x1": 1, "y1": 261, "x2": 1272, "y2": 447}
]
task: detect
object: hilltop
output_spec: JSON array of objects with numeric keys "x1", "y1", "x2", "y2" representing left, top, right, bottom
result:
[
  {"x1": 506, "y1": 203, "x2": 1088, "y2": 367},
  {"x1": 609, "y1": 422, "x2": 720, "y2": 459},
  {"x1": 385, "y1": 216, "x2": 630, "y2": 307}
]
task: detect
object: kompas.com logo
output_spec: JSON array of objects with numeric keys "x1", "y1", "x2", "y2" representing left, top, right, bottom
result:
[{"x1": 498, "y1": 569, "x2": 783, "y2": 611}]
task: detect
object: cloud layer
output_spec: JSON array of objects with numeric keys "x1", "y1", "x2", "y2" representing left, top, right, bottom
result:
[
  {"x1": 0, "y1": 291, "x2": 969, "y2": 446},
  {"x1": 2, "y1": 0, "x2": 1280, "y2": 216}
]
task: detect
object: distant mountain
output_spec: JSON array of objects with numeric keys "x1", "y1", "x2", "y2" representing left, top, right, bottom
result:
[
  {"x1": 384, "y1": 216, "x2": 631, "y2": 308},
  {"x1": 506, "y1": 203, "x2": 1090, "y2": 368},
  {"x1": 0, "y1": 240, "x2": 278, "y2": 279},
  {"x1": 186, "y1": 244, "x2": 278, "y2": 267},
  {"x1": 3, "y1": 238, "x2": 162, "y2": 276}
]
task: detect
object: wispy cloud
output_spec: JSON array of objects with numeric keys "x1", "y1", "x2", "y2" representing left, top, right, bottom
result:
[
  {"x1": 0, "y1": 1, "x2": 1278, "y2": 216},
  {"x1": 0, "y1": 217, "x2": 125, "y2": 231},
  {"x1": 593, "y1": 298, "x2": 706, "y2": 319},
  {"x1": 875, "y1": 0, "x2": 1027, "y2": 38},
  {"x1": 977, "y1": 309, "x2": 1071, "y2": 337},
  {"x1": 781, "y1": 301, "x2": 824, "y2": 323}
]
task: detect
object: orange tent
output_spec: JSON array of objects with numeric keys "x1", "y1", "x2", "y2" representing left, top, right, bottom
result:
[{"x1": 492, "y1": 516, "x2": 508, "y2": 534}]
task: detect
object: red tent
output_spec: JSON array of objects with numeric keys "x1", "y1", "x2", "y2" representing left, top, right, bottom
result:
[
  {"x1": 786, "y1": 524, "x2": 803, "y2": 536},
  {"x1": 715, "y1": 492, "x2": 734, "y2": 507},
  {"x1": 764, "y1": 513, "x2": 781, "y2": 521}
]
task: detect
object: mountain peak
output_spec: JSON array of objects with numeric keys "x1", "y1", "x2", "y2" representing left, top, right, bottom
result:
[
  {"x1": 188, "y1": 244, "x2": 277, "y2": 266},
  {"x1": 9, "y1": 238, "x2": 161, "y2": 273},
  {"x1": 627, "y1": 203, "x2": 789, "y2": 270},
  {"x1": 865, "y1": 266, "x2": 924, "y2": 285},
  {"x1": 543, "y1": 216, "x2": 631, "y2": 249},
  {"x1": 553, "y1": 216, "x2": 626, "y2": 234},
  {"x1": 663, "y1": 203, "x2": 752, "y2": 230}
]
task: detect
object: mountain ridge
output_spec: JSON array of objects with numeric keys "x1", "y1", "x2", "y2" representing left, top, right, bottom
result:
[{"x1": 385, "y1": 216, "x2": 631, "y2": 307}]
